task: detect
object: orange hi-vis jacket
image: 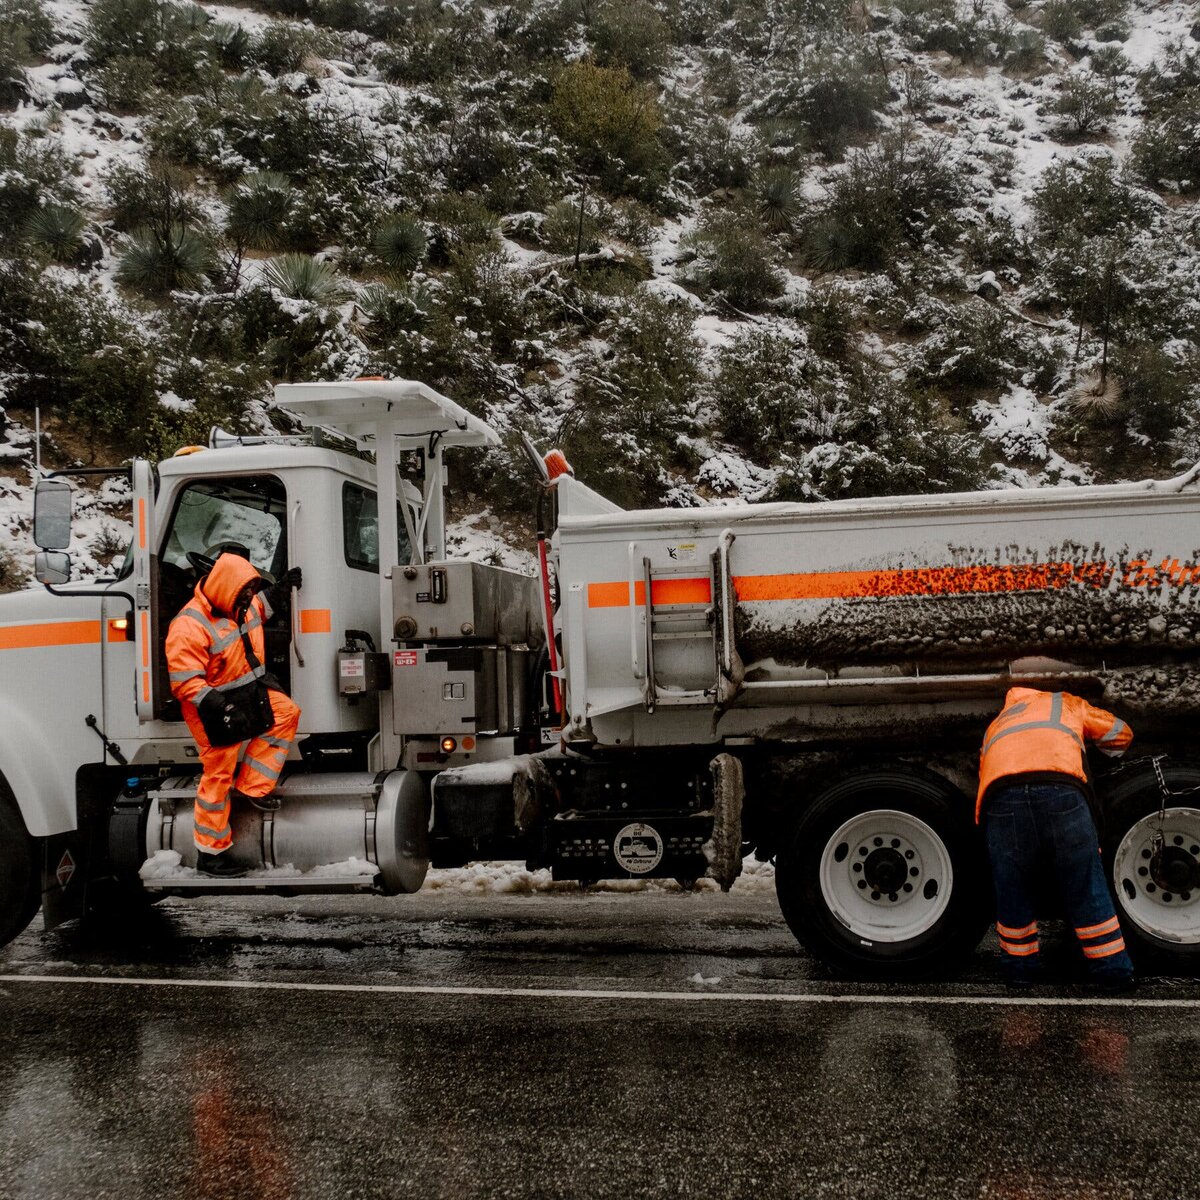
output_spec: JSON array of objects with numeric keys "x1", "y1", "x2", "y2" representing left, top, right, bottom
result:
[
  {"x1": 165, "y1": 553, "x2": 272, "y2": 707},
  {"x1": 976, "y1": 687, "x2": 1133, "y2": 821}
]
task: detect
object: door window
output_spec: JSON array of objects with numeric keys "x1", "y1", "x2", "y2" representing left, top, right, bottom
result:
[
  {"x1": 163, "y1": 476, "x2": 287, "y2": 577},
  {"x1": 343, "y1": 482, "x2": 412, "y2": 571}
]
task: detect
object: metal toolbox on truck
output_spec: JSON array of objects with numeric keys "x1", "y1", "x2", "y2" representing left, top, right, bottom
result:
[
  {"x1": 392, "y1": 561, "x2": 543, "y2": 645},
  {"x1": 392, "y1": 645, "x2": 531, "y2": 735}
]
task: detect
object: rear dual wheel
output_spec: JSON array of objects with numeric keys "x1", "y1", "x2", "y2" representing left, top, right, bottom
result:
[
  {"x1": 0, "y1": 789, "x2": 41, "y2": 949},
  {"x1": 1104, "y1": 760, "x2": 1200, "y2": 964},
  {"x1": 775, "y1": 767, "x2": 991, "y2": 979}
]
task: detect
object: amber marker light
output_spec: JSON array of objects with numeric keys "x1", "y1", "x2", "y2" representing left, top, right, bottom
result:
[
  {"x1": 461, "y1": 736, "x2": 476, "y2": 752},
  {"x1": 440, "y1": 736, "x2": 458, "y2": 753}
]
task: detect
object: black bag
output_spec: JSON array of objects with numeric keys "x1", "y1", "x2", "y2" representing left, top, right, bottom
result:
[{"x1": 197, "y1": 620, "x2": 276, "y2": 748}]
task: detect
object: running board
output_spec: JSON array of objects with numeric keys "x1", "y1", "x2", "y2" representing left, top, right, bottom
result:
[{"x1": 142, "y1": 873, "x2": 382, "y2": 896}]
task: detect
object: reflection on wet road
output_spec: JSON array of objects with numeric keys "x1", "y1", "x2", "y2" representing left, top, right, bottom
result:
[{"x1": 2, "y1": 888, "x2": 1199, "y2": 1199}]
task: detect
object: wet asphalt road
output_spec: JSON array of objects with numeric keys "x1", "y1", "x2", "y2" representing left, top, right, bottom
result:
[{"x1": 2, "y1": 882, "x2": 1200, "y2": 1200}]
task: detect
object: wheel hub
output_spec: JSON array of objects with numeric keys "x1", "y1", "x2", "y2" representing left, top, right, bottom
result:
[
  {"x1": 864, "y1": 847, "x2": 907, "y2": 894},
  {"x1": 1114, "y1": 806, "x2": 1200, "y2": 940},
  {"x1": 1150, "y1": 846, "x2": 1200, "y2": 894},
  {"x1": 820, "y1": 809, "x2": 953, "y2": 944}
]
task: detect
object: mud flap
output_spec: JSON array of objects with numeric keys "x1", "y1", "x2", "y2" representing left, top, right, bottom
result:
[
  {"x1": 703, "y1": 752, "x2": 744, "y2": 892},
  {"x1": 41, "y1": 830, "x2": 88, "y2": 930}
]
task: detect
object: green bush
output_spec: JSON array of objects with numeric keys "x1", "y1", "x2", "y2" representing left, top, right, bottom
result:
[
  {"x1": 1133, "y1": 111, "x2": 1200, "y2": 193},
  {"x1": 439, "y1": 244, "x2": 531, "y2": 359},
  {"x1": 679, "y1": 209, "x2": 784, "y2": 310},
  {"x1": 562, "y1": 293, "x2": 701, "y2": 508},
  {"x1": 250, "y1": 22, "x2": 323, "y2": 75},
  {"x1": 117, "y1": 225, "x2": 213, "y2": 293},
  {"x1": 0, "y1": 0, "x2": 54, "y2": 54},
  {"x1": 1031, "y1": 155, "x2": 1155, "y2": 244},
  {"x1": 425, "y1": 192, "x2": 499, "y2": 265},
  {"x1": 541, "y1": 196, "x2": 601, "y2": 256},
  {"x1": 804, "y1": 133, "x2": 964, "y2": 270},
  {"x1": 589, "y1": 0, "x2": 671, "y2": 80},
  {"x1": 357, "y1": 283, "x2": 427, "y2": 340},
  {"x1": 103, "y1": 161, "x2": 203, "y2": 233},
  {"x1": 914, "y1": 303, "x2": 1057, "y2": 393},
  {"x1": 85, "y1": 0, "x2": 214, "y2": 92},
  {"x1": 1113, "y1": 344, "x2": 1200, "y2": 452},
  {"x1": 0, "y1": 128, "x2": 77, "y2": 228},
  {"x1": 799, "y1": 285, "x2": 857, "y2": 361},
  {"x1": 548, "y1": 59, "x2": 664, "y2": 196},
  {"x1": 90, "y1": 54, "x2": 158, "y2": 112},
  {"x1": 713, "y1": 329, "x2": 841, "y2": 465}
]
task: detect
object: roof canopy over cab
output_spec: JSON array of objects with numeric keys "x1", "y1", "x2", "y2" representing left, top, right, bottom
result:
[{"x1": 273, "y1": 380, "x2": 499, "y2": 449}]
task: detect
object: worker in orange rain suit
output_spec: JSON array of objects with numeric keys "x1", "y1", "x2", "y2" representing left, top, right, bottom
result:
[
  {"x1": 165, "y1": 552, "x2": 302, "y2": 878},
  {"x1": 977, "y1": 687, "x2": 1135, "y2": 989}
]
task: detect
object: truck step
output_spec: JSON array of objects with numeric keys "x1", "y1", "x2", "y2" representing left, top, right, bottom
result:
[{"x1": 142, "y1": 872, "x2": 382, "y2": 896}]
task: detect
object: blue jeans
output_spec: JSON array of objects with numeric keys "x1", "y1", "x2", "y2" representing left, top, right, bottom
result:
[{"x1": 984, "y1": 781, "x2": 1134, "y2": 982}]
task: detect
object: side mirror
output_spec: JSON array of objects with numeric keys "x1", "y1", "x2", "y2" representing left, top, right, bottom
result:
[
  {"x1": 33, "y1": 478, "x2": 72, "y2": 550},
  {"x1": 34, "y1": 550, "x2": 71, "y2": 586}
]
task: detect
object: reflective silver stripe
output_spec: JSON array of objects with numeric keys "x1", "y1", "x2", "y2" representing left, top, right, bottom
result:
[
  {"x1": 243, "y1": 755, "x2": 281, "y2": 782},
  {"x1": 240, "y1": 611, "x2": 262, "y2": 635},
  {"x1": 982, "y1": 694, "x2": 1083, "y2": 754},
  {"x1": 259, "y1": 734, "x2": 291, "y2": 750},
  {"x1": 209, "y1": 628, "x2": 241, "y2": 654},
  {"x1": 193, "y1": 686, "x2": 214, "y2": 705},
  {"x1": 170, "y1": 669, "x2": 206, "y2": 683},
  {"x1": 1097, "y1": 718, "x2": 1128, "y2": 745},
  {"x1": 194, "y1": 822, "x2": 232, "y2": 842},
  {"x1": 179, "y1": 607, "x2": 222, "y2": 641},
  {"x1": 196, "y1": 795, "x2": 227, "y2": 813},
  {"x1": 213, "y1": 666, "x2": 265, "y2": 693}
]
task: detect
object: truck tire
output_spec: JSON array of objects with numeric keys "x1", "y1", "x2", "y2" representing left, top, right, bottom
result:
[
  {"x1": 1103, "y1": 759, "x2": 1200, "y2": 965},
  {"x1": 775, "y1": 767, "x2": 991, "y2": 980},
  {"x1": 0, "y1": 788, "x2": 41, "y2": 949}
]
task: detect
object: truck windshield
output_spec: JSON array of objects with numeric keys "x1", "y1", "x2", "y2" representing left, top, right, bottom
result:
[{"x1": 162, "y1": 476, "x2": 288, "y2": 577}]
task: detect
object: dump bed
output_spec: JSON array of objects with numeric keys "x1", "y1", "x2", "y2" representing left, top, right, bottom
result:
[{"x1": 553, "y1": 469, "x2": 1200, "y2": 748}]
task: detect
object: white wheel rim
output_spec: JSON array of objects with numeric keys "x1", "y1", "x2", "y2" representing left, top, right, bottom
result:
[
  {"x1": 1113, "y1": 806, "x2": 1200, "y2": 943},
  {"x1": 819, "y1": 809, "x2": 954, "y2": 944}
]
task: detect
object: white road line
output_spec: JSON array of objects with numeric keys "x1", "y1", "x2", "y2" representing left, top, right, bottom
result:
[{"x1": 0, "y1": 972, "x2": 1195, "y2": 1008}]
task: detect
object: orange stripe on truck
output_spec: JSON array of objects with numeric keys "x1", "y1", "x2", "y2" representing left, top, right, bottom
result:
[
  {"x1": 585, "y1": 562, "x2": 1114, "y2": 608},
  {"x1": 299, "y1": 608, "x2": 332, "y2": 634},
  {"x1": 0, "y1": 620, "x2": 103, "y2": 649}
]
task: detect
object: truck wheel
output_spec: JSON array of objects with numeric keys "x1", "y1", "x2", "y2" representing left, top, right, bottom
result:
[
  {"x1": 775, "y1": 767, "x2": 990, "y2": 980},
  {"x1": 1104, "y1": 760, "x2": 1200, "y2": 964},
  {"x1": 0, "y1": 790, "x2": 41, "y2": 949}
]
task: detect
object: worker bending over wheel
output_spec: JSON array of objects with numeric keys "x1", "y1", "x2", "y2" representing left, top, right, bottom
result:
[{"x1": 977, "y1": 687, "x2": 1135, "y2": 989}]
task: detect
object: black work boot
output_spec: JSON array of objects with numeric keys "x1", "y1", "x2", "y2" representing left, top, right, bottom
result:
[
  {"x1": 234, "y1": 786, "x2": 281, "y2": 813},
  {"x1": 197, "y1": 851, "x2": 249, "y2": 878}
]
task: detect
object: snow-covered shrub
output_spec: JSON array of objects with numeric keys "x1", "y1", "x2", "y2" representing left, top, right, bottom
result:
[
  {"x1": 1113, "y1": 343, "x2": 1200, "y2": 455},
  {"x1": 712, "y1": 328, "x2": 843, "y2": 465},
  {"x1": 1134, "y1": 109, "x2": 1200, "y2": 194},
  {"x1": 679, "y1": 209, "x2": 784, "y2": 311},
  {"x1": 589, "y1": 0, "x2": 672, "y2": 81},
  {"x1": 0, "y1": 0, "x2": 53, "y2": 55},
  {"x1": 563, "y1": 293, "x2": 701, "y2": 508},
  {"x1": 773, "y1": 376, "x2": 983, "y2": 501},
  {"x1": 1052, "y1": 72, "x2": 1119, "y2": 138},
  {"x1": 661, "y1": 91, "x2": 754, "y2": 192},
  {"x1": 440, "y1": 244, "x2": 534, "y2": 359},
  {"x1": 541, "y1": 197, "x2": 602, "y2": 256},
  {"x1": 0, "y1": 128, "x2": 77, "y2": 229},
  {"x1": 249, "y1": 22, "x2": 325, "y2": 75},
  {"x1": 1089, "y1": 44, "x2": 1130, "y2": 78},
  {"x1": 375, "y1": 4, "x2": 490, "y2": 85},
  {"x1": 425, "y1": 192, "x2": 500, "y2": 266},
  {"x1": 797, "y1": 285, "x2": 857, "y2": 362},
  {"x1": 1031, "y1": 155, "x2": 1156, "y2": 245},
  {"x1": 90, "y1": 54, "x2": 158, "y2": 112},
  {"x1": 915, "y1": 304, "x2": 1056, "y2": 394},
  {"x1": 804, "y1": 132, "x2": 964, "y2": 270},
  {"x1": 104, "y1": 161, "x2": 204, "y2": 234},
  {"x1": 752, "y1": 166, "x2": 802, "y2": 233},
  {"x1": 357, "y1": 284, "x2": 427, "y2": 341},
  {"x1": 85, "y1": 0, "x2": 215, "y2": 94}
]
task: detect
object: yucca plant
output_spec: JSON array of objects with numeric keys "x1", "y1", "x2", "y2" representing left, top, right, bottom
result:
[
  {"x1": 753, "y1": 167, "x2": 802, "y2": 233},
  {"x1": 803, "y1": 216, "x2": 853, "y2": 272},
  {"x1": 116, "y1": 224, "x2": 212, "y2": 293},
  {"x1": 371, "y1": 214, "x2": 427, "y2": 275},
  {"x1": 25, "y1": 203, "x2": 87, "y2": 262},
  {"x1": 264, "y1": 252, "x2": 344, "y2": 304},
  {"x1": 358, "y1": 282, "x2": 427, "y2": 336},
  {"x1": 225, "y1": 171, "x2": 293, "y2": 251},
  {"x1": 209, "y1": 20, "x2": 251, "y2": 68}
]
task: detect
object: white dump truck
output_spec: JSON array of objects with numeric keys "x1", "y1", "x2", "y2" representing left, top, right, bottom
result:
[{"x1": 3, "y1": 378, "x2": 1200, "y2": 977}]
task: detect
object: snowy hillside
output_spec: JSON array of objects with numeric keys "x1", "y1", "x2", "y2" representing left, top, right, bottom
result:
[{"x1": 0, "y1": 0, "x2": 1198, "y2": 582}]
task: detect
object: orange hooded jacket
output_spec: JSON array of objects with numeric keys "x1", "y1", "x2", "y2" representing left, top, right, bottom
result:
[
  {"x1": 165, "y1": 553, "x2": 272, "y2": 709},
  {"x1": 976, "y1": 687, "x2": 1133, "y2": 821}
]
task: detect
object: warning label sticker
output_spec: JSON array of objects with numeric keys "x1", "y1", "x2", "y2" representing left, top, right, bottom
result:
[
  {"x1": 613, "y1": 823, "x2": 663, "y2": 875},
  {"x1": 56, "y1": 849, "x2": 75, "y2": 889},
  {"x1": 340, "y1": 659, "x2": 364, "y2": 676},
  {"x1": 394, "y1": 651, "x2": 419, "y2": 667}
]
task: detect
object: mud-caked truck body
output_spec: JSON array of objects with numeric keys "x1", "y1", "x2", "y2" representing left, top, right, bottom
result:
[{"x1": 2, "y1": 378, "x2": 1200, "y2": 977}]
